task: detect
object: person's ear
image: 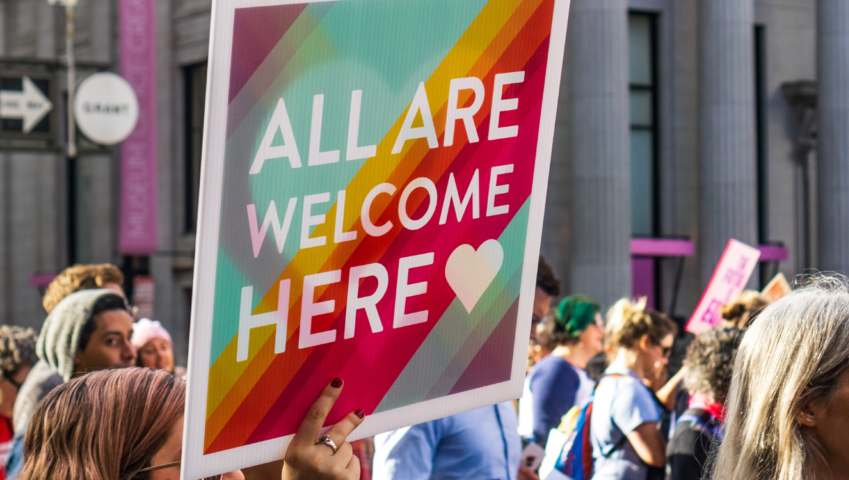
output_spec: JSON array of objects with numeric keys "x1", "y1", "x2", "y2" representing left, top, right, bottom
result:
[
  {"x1": 73, "y1": 349, "x2": 84, "y2": 374},
  {"x1": 638, "y1": 334, "x2": 652, "y2": 353},
  {"x1": 795, "y1": 393, "x2": 820, "y2": 428}
]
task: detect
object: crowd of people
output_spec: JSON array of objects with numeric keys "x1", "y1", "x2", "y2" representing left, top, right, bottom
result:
[
  {"x1": 0, "y1": 264, "x2": 364, "y2": 480},
  {"x1": 368, "y1": 260, "x2": 849, "y2": 480},
  {"x1": 2, "y1": 260, "x2": 849, "y2": 479}
]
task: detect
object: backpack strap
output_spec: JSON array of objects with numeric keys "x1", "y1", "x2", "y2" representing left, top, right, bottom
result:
[
  {"x1": 676, "y1": 408, "x2": 711, "y2": 427},
  {"x1": 592, "y1": 373, "x2": 623, "y2": 392},
  {"x1": 594, "y1": 374, "x2": 629, "y2": 458},
  {"x1": 600, "y1": 434, "x2": 628, "y2": 458},
  {"x1": 676, "y1": 408, "x2": 724, "y2": 440}
]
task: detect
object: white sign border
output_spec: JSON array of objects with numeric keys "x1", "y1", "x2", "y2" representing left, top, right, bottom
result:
[{"x1": 182, "y1": 0, "x2": 572, "y2": 477}]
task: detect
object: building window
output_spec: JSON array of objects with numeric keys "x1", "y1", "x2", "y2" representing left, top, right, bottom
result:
[
  {"x1": 628, "y1": 13, "x2": 659, "y2": 238},
  {"x1": 755, "y1": 26, "x2": 767, "y2": 244},
  {"x1": 754, "y1": 25, "x2": 778, "y2": 286},
  {"x1": 185, "y1": 62, "x2": 207, "y2": 234}
]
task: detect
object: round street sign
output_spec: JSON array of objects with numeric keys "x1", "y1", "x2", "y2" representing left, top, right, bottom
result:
[{"x1": 74, "y1": 72, "x2": 139, "y2": 145}]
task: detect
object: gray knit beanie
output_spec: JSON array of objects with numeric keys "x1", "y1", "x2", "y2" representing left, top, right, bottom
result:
[{"x1": 36, "y1": 288, "x2": 125, "y2": 381}]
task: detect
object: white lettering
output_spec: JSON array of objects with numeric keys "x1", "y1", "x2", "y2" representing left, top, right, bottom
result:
[
  {"x1": 308, "y1": 94, "x2": 340, "y2": 166},
  {"x1": 362, "y1": 183, "x2": 396, "y2": 237},
  {"x1": 394, "y1": 253, "x2": 434, "y2": 328},
  {"x1": 334, "y1": 190, "x2": 357, "y2": 243},
  {"x1": 399, "y1": 178, "x2": 438, "y2": 231},
  {"x1": 487, "y1": 164, "x2": 513, "y2": 216},
  {"x1": 345, "y1": 263, "x2": 389, "y2": 339},
  {"x1": 299, "y1": 270, "x2": 341, "y2": 348},
  {"x1": 246, "y1": 198, "x2": 298, "y2": 258},
  {"x1": 488, "y1": 72, "x2": 525, "y2": 141},
  {"x1": 346, "y1": 90, "x2": 377, "y2": 161},
  {"x1": 236, "y1": 281, "x2": 290, "y2": 362},
  {"x1": 439, "y1": 170, "x2": 480, "y2": 225},
  {"x1": 392, "y1": 82, "x2": 438, "y2": 154},
  {"x1": 301, "y1": 193, "x2": 330, "y2": 249},
  {"x1": 444, "y1": 77, "x2": 485, "y2": 147},
  {"x1": 250, "y1": 98, "x2": 302, "y2": 174}
]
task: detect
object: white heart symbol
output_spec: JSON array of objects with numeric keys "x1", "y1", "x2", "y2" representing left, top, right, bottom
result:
[{"x1": 445, "y1": 239, "x2": 504, "y2": 313}]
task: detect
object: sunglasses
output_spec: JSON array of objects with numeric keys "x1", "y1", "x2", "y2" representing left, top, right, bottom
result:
[{"x1": 651, "y1": 340, "x2": 672, "y2": 358}]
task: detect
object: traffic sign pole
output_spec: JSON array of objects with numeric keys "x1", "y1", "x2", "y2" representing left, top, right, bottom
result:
[{"x1": 65, "y1": 4, "x2": 76, "y2": 158}]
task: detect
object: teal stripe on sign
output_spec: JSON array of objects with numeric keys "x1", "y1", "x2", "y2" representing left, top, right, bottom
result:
[
  {"x1": 374, "y1": 199, "x2": 531, "y2": 413},
  {"x1": 210, "y1": 251, "x2": 253, "y2": 362}
]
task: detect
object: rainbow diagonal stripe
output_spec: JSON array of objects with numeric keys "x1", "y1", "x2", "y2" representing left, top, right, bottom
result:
[{"x1": 203, "y1": 0, "x2": 556, "y2": 454}]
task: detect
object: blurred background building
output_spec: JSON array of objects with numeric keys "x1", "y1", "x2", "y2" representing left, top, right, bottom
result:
[{"x1": 0, "y1": 0, "x2": 842, "y2": 365}]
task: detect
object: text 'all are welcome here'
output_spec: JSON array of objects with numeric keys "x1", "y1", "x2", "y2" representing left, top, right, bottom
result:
[{"x1": 237, "y1": 72, "x2": 527, "y2": 361}]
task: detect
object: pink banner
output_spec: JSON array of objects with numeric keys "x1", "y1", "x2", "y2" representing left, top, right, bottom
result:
[
  {"x1": 687, "y1": 239, "x2": 761, "y2": 333},
  {"x1": 119, "y1": 0, "x2": 158, "y2": 254}
]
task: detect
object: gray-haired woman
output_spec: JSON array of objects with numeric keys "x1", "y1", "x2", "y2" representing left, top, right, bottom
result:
[{"x1": 713, "y1": 275, "x2": 849, "y2": 480}]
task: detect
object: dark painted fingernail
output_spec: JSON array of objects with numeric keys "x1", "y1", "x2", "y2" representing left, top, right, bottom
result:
[
  {"x1": 331, "y1": 377, "x2": 343, "y2": 388},
  {"x1": 355, "y1": 409, "x2": 365, "y2": 419}
]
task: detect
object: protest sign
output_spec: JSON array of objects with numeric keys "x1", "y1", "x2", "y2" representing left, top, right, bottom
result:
[
  {"x1": 686, "y1": 239, "x2": 761, "y2": 334},
  {"x1": 183, "y1": 0, "x2": 572, "y2": 476},
  {"x1": 762, "y1": 272, "x2": 792, "y2": 302}
]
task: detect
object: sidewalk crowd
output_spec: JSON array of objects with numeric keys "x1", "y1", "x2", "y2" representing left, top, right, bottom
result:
[{"x1": 0, "y1": 260, "x2": 845, "y2": 480}]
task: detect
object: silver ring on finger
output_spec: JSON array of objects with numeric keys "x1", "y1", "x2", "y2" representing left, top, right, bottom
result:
[{"x1": 316, "y1": 435, "x2": 338, "y2": 455}]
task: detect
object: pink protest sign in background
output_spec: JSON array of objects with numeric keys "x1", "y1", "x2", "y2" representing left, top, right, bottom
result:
[
  {"x1": 119, "y1": 0, "x2": 159, "y2": 255},
  {"x1": 687, "y1": 239, "x2": 761, "y2": 333}
]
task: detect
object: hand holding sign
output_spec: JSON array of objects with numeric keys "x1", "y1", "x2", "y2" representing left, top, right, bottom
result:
[{"x1": 282, "y1": 378, "x2": 364, "y2": 480}]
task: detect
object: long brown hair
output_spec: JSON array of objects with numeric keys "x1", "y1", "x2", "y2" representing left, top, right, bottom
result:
[{"x1": 19, "y1": 367, "x2": 185, "y2": 480}]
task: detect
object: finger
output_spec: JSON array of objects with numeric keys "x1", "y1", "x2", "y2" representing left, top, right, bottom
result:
[
  {"x1": 346, "y1": 454, "x2": 361, "y2": 478},
  {"x1": 291, "y1": 377, "x2": 343, "y2": 447},
  {"x1": 333, "y1": 441, "x2": 352, "y2": 462},
  {"x1": 324, "y1": 409, "x2": 365, "y2": 446}
]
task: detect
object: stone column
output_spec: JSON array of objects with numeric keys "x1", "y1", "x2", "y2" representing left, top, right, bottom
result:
[
  {"x1": 568, "y1": 0, "x2": 631, "y2": 308},
  {"x1": 817, "y1": 0, "x2": 849, "y2": 274},
  {"x1": 698, "y1": 0, "x2": 759, "y2": 288}
]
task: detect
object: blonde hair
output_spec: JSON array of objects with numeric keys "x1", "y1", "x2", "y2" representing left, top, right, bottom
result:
[
  {"x1": 20, "y1": 367, "x2": 185, "y2": 480},
  {"x1": 712, "y1": 275, "x2": 849, "y2": 480},
  {"x1": 43, "y1": 264, "x2": 124, "y2": 314},
  {"x1": 721, "y1": 290, "x2": 770, "y2": 329},
  {"x1": 604, "y1": 298, "x2": 677, "y2": 352}
]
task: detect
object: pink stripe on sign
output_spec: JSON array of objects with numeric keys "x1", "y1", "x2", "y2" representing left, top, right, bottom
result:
[{"x1": 119, "y1": 0, "x2": 158, "y2": 254}]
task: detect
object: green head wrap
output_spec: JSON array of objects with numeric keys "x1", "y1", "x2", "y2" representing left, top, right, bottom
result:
[{"x1": 555, "y1": 295, "x2": 601, "y2": 337}]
